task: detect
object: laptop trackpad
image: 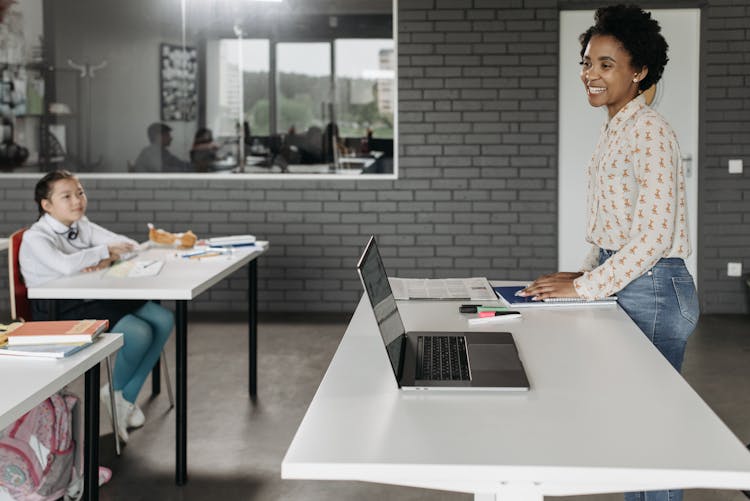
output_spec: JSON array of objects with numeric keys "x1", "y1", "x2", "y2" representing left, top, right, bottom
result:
[{"x1": 469, "y1": 344, "x2": 522, "y2": 371}]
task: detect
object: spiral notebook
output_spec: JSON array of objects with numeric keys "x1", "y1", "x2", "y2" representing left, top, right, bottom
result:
[{"x1": 494, "y1": 285, "x2": 617, "y2": 308}]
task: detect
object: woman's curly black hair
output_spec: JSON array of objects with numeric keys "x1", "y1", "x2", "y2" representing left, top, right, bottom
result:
[{"x1": 579, "y1": 4, "x2": 669, "y2": 92}]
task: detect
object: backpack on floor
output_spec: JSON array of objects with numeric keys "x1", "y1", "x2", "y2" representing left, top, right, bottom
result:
[{"x1": 0, "y1": 391, "x2": 80, "y2": 501}]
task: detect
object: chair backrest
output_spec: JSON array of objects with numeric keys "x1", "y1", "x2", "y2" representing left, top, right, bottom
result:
[{"x1": 8, "y1": 228, "x2": 31, "y2": 321}]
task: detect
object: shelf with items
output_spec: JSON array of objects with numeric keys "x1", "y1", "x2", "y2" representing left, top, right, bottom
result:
[
  {"x1": 0, "y1": 61, "x2": 81, "y2": 171},
  {"x1": 0, "y1": 62, "x2": 49, "y2": 170},
  {"x1": 0, "y1": 62, "x2": 47, "y2": 117}
]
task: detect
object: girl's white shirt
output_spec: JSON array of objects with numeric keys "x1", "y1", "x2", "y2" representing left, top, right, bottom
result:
[{"x1": 19, "y1": 213, "x2": 138, "y2": 287}]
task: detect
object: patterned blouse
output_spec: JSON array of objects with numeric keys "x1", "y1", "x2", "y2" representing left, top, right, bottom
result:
[{"x1": 573, "y1": 94, "x2": 691, "y2": 300}]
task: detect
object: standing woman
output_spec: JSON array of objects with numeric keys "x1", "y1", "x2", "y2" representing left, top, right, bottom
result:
[
  {"x1": 521, "y1": 6, "x2": 699, "y2": 498},
  {"x1": 19, "y1": 170, "x2": 174, "y2": 444}
]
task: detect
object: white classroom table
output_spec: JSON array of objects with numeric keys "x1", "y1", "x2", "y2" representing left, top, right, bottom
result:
[
  {"x1": 27, "y1": 243, "x2": 269, "y2": 485},
  {"x1": 282, "y1": 289, "x2": 750, "y2": 500},
  {"x1": 0, "y1": 334, "x2": 123, "y2": 501}
]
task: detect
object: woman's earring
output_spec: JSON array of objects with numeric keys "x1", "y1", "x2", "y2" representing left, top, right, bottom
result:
[{"x1": 633, "y1": 78, "x2": 638, "y2": 83}]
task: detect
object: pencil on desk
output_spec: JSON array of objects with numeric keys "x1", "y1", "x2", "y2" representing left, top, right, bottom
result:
[{"x1": 189, "y1": 252, "x2": 223, "y2": 260}]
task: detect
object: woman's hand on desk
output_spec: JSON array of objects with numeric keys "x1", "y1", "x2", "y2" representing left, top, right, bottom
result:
[{"x1": 519, "y1": 272, "x2": 583, "y2": 300}]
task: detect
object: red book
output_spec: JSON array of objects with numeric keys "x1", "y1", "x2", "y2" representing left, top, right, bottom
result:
[{"x1": 7, "y1": 320, "x2": 109, "y2": 346}]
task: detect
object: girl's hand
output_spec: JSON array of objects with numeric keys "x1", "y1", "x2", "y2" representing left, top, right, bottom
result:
[
  {"x1": 107, "y1": 242, "x2": 135, "y2": 260},
  {"x1": 82, "y1": 258, "x2": 115, "y2": 273},
  {"x1": 519, "y1": 272, "x2": 583, "y2": 300}
]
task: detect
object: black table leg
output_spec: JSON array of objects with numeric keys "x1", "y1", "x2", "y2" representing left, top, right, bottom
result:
[
  {"x1": 49, "y1": 299, "x2": 58, "y2": 321},
  {"x1": 151, "y1": 358, "x2": 161, "y2": 396},
  {"x1": 152, "y1": 300, "x2": 162, "y2": 396},
  {"x1": 175, "y1": 300, "x2": 188, "y2": 485},
  {"x1": 249, "y1": 260, "x2": 257, "y2": 398},
  {"x1": 83, "y1": 363, "x2": 100, "y2": 501}
]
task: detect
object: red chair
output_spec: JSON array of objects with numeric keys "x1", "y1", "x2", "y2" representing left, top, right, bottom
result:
[
  {"x1": 8, "y1": 227, "x2": 128, "y2": 454},
  {"x1": 8, "y1": 228, "x2": 31, "y2": 322}
]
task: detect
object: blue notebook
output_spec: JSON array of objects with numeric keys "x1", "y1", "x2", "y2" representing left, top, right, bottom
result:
[
  {"x1": 0, "y1": 342, "x2": 92, "y2": 359},
  {"x1": 494, "y1": 285, "x2": 617, "y2": 307}
]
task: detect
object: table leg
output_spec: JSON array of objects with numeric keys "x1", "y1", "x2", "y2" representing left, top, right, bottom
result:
[
  {"x1": 248, "y1": 260, "x2": 258, "y2": 398},
  {"x1": 152, "y1": 300, "x2": 162, "y2": 396},
  {"x1": 49, "y1": 299, "x2": 58, "y2": 320},
  {"x1": 83, "y1": 363, "x2": 100, "y2": 501},
  {"x1": 175, "y1": 300, "x2": 188, "y2": 485},
  {"x1": 151, "y1": 357, "x2": 162, "y2": 396}
]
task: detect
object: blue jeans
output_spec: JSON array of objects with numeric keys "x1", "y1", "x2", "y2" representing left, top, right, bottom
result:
[{"x1": 599, "y1": 249, "x2": 700, "y2": 501}]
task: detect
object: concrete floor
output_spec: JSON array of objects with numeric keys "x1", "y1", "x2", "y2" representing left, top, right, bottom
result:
[{"x1": 69, "y1": 313, "x2": 750, "y2": 501}]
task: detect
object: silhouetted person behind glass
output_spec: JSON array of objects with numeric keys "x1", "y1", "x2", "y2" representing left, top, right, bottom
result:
[
  {"x1": 322, "y1": 122, "x2": 345, "y2": 163},
  {"x1": 134, "y1": 122, "x2": 191, "y2": 173},
  {"x1": 301, "y1": 126, "x2": 323, "y2": 163},
  {"x1": 190, "y1": 127, "x2": 220, "y2": 173}
]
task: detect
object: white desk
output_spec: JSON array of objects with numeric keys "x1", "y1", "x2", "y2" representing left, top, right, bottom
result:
[
  {"x1": 0, "y1": 334, "x2": 123, "y2": 501},
  {"x1": 233, "y1": 164, "x2": 364, "y2": 175},
  {"x1": 27, "y1": 243, "x2": 269, "y2": 485},
  {"x1": 282, "y1": 294, "x2": 750, "y2": 500},
  {"x1": 0, "y1": 238, "x2": 8, "y2": 252},
  {"x1": 338, "y1": 156, "x2": 376, "y2": 170}
]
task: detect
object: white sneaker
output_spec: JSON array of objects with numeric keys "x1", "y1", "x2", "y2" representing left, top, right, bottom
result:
[
  {"x1": 100, "y1": 384, "x2": 129, "y2": 443},
  {"x1": 100, "y1": 384, "x2": 146, "y2": 429},
  {"x1": 127, "y1": 404, "x2": 146, "y2": 429}
]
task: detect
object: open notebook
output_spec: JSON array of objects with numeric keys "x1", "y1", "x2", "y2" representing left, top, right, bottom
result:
[
  {"x1": 106, "y1": 259, "x2": 164, "y2": 278},
  {"x1": 494, "y1": 285, "x2": 617, "y2": 308}
]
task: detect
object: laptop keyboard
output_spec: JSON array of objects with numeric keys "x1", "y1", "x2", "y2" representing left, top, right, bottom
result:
[{"x1": 417, "y1": 336, "x2": 470, "y2": 381}]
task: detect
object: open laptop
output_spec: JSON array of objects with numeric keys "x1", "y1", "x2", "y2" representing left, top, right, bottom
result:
[{"x1": 357, "y1": 236, "x2": 530, "y2": 391}]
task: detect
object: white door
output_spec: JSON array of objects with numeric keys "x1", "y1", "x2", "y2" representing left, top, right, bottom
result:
[{"x1": 558, "y1": 9, "x2": 700, "y2": 283}]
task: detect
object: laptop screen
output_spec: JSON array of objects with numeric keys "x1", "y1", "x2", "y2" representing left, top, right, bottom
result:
[{"x1": 357, "y1": 236, "x2": 406, "y2": 380}]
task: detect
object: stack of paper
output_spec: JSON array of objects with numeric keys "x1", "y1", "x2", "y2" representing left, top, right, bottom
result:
[{"x1": 389, "y1": 277, "x2": 496, "y2": 301}]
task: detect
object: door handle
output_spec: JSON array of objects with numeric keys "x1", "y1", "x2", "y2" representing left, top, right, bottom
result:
[{"x1": 682, "y1": 154, "x2": 693, "y2": 177}]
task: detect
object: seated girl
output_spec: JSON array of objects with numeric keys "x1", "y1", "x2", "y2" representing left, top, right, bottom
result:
[{"x1": 19, "y1": 169, "x2": 173, "y2": 443}]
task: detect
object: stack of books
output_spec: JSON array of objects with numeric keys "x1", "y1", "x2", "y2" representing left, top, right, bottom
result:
[
  {"x1": 205, "y1": 235, "x2": 256, "y2": 247},
  {"x1": 0, "y1": 319, "x2": 109, "y2": 359}
]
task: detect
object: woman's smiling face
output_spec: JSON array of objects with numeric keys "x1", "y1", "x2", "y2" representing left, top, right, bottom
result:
[{"x1": 580, "y1": 34, "x2": 647, "y2": 118}]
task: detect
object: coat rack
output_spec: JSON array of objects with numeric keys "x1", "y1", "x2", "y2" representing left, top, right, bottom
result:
[{"x1": 66, "y1": 58, "x2": 107, "y2": 170}]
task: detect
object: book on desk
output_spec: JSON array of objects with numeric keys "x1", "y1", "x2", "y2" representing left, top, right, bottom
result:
[
  {"x1": 204, "y1": 235, "x2": 256, "y2": 247},
  {"x1": 494, "y1": 285, "x2": 617, "y2": 308},
  {"x1": 5, "y1": 319, "x2": 108, "y2": 346},
  {"x1": 0, "y1": 342, "x2": 94, "y2": 359}
]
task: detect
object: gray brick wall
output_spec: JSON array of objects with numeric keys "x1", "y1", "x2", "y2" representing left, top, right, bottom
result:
[
  {"x1": 1, "y1": 0, "x2": 748, "y2": 315},
  {"x1": 700, "y1": 0, "x2": 750, "y2": 313}
]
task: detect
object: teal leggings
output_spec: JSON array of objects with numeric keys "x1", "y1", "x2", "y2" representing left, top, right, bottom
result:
[{"x1": 111, "y1": 302, "x2": 174, "y2": 403}]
